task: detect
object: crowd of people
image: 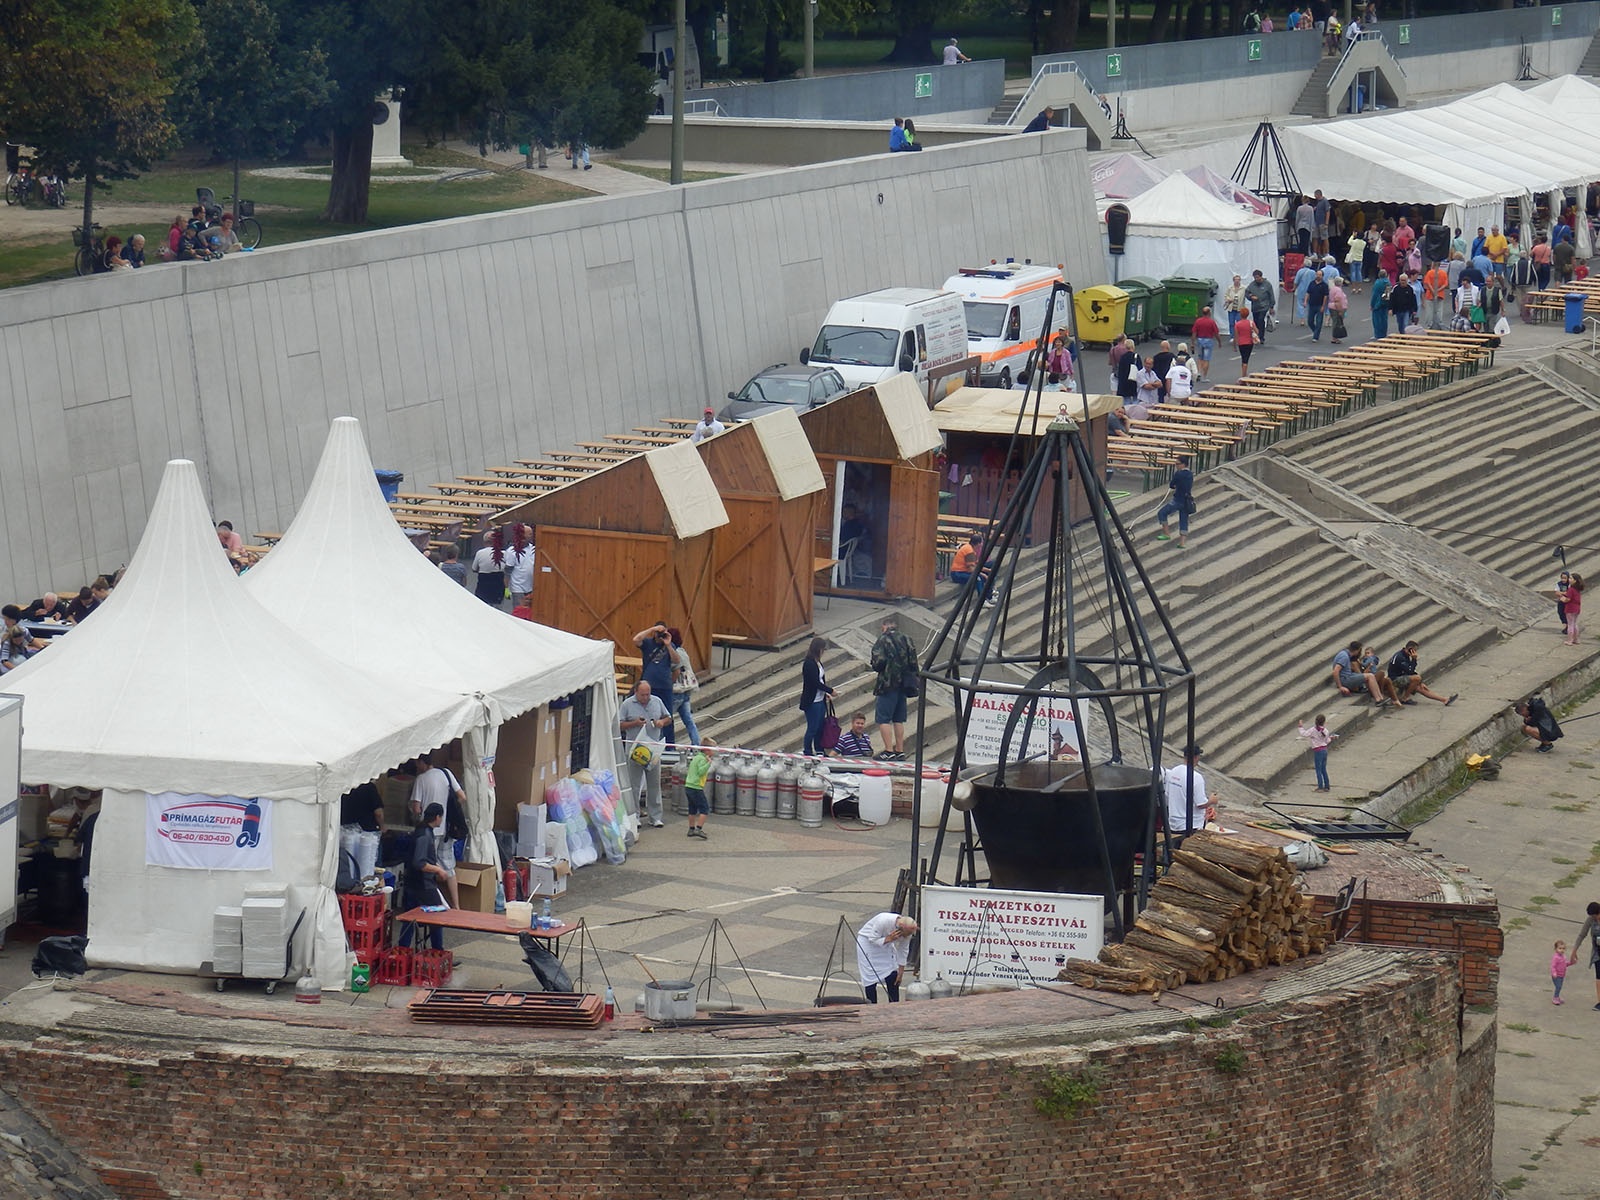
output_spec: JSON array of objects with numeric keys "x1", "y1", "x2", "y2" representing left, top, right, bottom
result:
[
  {"x1": 0, "y1": 576, "x2": 117, "y2": 672},
  {"x1": 1329, "y1": 637, "x2": 1458, "y2": 710}
]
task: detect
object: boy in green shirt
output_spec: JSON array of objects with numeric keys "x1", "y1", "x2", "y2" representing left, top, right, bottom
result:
[{"x1": 684, "y1": 742, "x2": 713, "y2": 839}]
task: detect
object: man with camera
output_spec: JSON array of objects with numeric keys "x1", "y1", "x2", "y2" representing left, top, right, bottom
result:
[{"x1": 618, "y1": 680, "x2": 671, "y2": 827}]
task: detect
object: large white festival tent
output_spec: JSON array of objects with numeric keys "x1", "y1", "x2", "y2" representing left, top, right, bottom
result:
[
  {"x1": 1096, "y1": 171, "x2": 1279, "y2": 299},
  {"x1": 1277, "y1": 77, "x2": 1600, "y2": 250},
  {"x1": 243, "y1": 417, "x2": 618, "y2": 872},
  {"x1": 1, "y1": 460, "x2": 482, "y2": 986}
]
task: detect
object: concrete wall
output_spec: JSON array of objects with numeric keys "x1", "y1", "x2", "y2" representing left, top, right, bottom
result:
[
  {"x1": 623, "y1": 117, "x2": 998, "y2": 166},
  {"x1": 1030, "y1": 1, "x2": 1599, "y2": 125},
  {"x1": 690, "y1": 59, "x2": 1004, "y2": 124},
  {"x1": 0, "y1": 130, "x2": 1102, "y2": 602}
]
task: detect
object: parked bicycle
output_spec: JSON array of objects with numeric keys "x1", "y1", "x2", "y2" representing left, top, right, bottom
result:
[
  {"x1": 4, "y1": 162, "x2": 33, "y2": 207},
  {"x1": 71, "y1": 223, "x2": 107, "y2": 277},
  {"x1": 195, "y1": 186, "x2": 262, "y2": 249},
  {"x1": 39, "y1": 171, "x2": 66, "y2": 208}
]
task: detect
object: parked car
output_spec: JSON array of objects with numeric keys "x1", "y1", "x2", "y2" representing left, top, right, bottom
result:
[{"x1": 719, "y1": 363, "x2": 849, "y2": 422}]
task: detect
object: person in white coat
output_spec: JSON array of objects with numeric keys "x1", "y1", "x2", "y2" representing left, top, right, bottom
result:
[{"x1": 856, "y1": 912, "x2": 917, "y2": 1003}]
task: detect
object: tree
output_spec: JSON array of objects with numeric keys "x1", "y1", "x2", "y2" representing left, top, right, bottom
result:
[
  {"x1": 273, "y1": 0, "x2": 431, "y2": 224},
  {"x1": 183, "y1": 0, "x2": 331, "y2": 211},
  {"x1": 407, "y1": 0, "x2": 654, "y2": 169},
  {"x1": 0, "y1": 0, "x2": 198, "y2": 248}
]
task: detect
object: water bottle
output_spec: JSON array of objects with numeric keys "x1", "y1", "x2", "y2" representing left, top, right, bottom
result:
[
  {"x1": 603, "y1": 985, "x2": 616, "y2": 1021},
  {"x1": 541, "y1": 897, "x2": 553, "y2": 929}
]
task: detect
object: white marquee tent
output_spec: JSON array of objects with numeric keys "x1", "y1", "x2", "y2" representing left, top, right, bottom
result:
[
  {"x1": 1097, "y1": 172, "x2": 1279, "y2": 299},
  {"x1": 1, "y1": 460, "x2": 481, "y2": 986},
  {"x1": 243, "y1": 417, "x2": 618, "y2": 871},
  {"x1": 1278, "y1": 78, "x2": 1600, "y2": 238}
]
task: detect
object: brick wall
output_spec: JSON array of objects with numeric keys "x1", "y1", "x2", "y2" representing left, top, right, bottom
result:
[
  {"x1": 1309, "y1": 893, "x2": 1504, "y2": 1005},
  {"x1": 0, "y1": 955, "x2": 1493, "y2": 1200}
]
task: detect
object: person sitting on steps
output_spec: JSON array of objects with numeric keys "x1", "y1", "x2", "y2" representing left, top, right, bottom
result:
[{"x1": 1331, "y1": 639, "x2": 1399, "y2": 708}]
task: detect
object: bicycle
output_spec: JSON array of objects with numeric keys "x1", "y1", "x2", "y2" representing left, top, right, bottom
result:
[
  {"x1": 195, "y1": 186, "x2": 263, "y2": 249},
  {"x1": 5, "y1": 163, "x2": 34, "y2": 207},
  {"x1": 71, "y1": 223, "x2": 106, "y2": 277}
]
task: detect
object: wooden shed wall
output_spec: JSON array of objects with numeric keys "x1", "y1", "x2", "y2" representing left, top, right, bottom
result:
[
  {"x1": 712, "y1": 492, "x2": 818, "y2": 647},
  {"x1": 530, "y1": 525, "x2": 714, "y2": 671}
]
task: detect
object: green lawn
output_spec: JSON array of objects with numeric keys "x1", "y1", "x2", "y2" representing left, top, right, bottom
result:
[
  {"x1": 0, "y1": 144, "x2": 590, "y2": 291},
  {"x1": 608, "y1": 162, "x2": 732, "y2": 183}
]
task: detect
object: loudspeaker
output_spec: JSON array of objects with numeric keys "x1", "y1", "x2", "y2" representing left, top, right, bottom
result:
[
  {"x1": 1423, "y1": 223, "x2": 1451, "y2": 264},
  {"x1": 1105, "y1": 203, "x2": 1131, "y2": 256}
]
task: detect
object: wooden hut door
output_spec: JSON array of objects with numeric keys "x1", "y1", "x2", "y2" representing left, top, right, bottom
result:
[{"x1": 883, "y1": 462, "x2": 938, "y2": 600}]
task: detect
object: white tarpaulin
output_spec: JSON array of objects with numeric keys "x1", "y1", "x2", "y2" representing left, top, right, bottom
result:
[
  {"x1": 1097, "y1": 173, "x2": 1279, "y2": 301},
  {"x1": 1, "y1": 459, "x2": 480, "y2": 986},
  {"x1": 244, "y1": 418, "x2": 620, "y2": 869},
  {"x1": 1277, "y1": 79, "x2": 1600, "y2": 234}
]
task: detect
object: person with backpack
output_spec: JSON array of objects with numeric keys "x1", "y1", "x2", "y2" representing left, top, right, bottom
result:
[{"x1": 869, "y1": 613, "x2": 918, "y2": 760}]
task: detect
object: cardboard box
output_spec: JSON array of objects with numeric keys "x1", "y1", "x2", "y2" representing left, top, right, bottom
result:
[
  {"x1": 453, "y1": 861, "x2": 498, "y2": 912},
  {"x1": 527, "y1": 856, "x2": 570, "y2": 898},
  {"x1": 516, "y1": 802, "x2": 546, "y2": 860},
  {"x1": 553, "y1": 705, "x2": 574, "y2": 776}
]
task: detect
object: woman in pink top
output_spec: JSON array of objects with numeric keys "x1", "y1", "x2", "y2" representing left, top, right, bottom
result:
[
  {"x1": 1327, "y1": 278, "x2": 1349, "y2": 344},
  {"x1": 1561, "y1": 572, "x2": 1584, "y2": 645},
  {"x1": 1296, "y1": 715, "x2": 1338, "y2": 791}
]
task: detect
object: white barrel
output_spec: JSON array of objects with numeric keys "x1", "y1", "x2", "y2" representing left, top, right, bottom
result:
[
  {"x1": 915, "y1": 768, "x2": 964, "y2": 830},
  {"x1": 859, "y1": 769, "x2": 892, "y2": 826}
]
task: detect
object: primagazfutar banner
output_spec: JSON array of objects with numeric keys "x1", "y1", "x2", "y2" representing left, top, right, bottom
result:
[{"x1": 146, "y1": 792, "x2": 273, "y2": 870}]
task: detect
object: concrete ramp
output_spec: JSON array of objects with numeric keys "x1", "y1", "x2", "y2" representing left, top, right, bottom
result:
[
  {"x1": 1005, "y1": 61, "x2": 1118, "y2": 149},
  {"x1": 1293, "y1": 31, "x2": 1408, "y2": 119}
]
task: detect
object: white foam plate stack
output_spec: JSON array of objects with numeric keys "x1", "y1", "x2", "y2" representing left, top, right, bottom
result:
[
  {"x1": 241, "y1": 884, "x2": 289, "y2": 978},
  {"x1": 212, "y1": 906, "x2": 243, "y2": 975}
]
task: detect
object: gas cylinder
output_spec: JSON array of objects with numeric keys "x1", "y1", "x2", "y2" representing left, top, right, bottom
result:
[
  {"x1": 735, "y1": 755, "x2": 758, "y2": 816},
  {"x1": 776, "y1": 760, "x2": 800, "y2": 819},
  {"x1": 666, "y1": 753, "x2": 687, "y2": 815},
  {"x1": 798, "y1": 768, "x2": 826, "y2": 828},
  {"x1": 294, "y1": 972, "x2": 323, "y2": 1005},
  {"x1": 928, "y1": 972, "x2": 954, "y2": 1000},
  {"x1": 755, "y1": 757, "x2": 779, "y2": 818},
  {"x1": 711, "y1": 756, "x2": 737, "y2": 815},
  {"x1": 901, "y1": 972, "x2": 931, "y2": 1002}
]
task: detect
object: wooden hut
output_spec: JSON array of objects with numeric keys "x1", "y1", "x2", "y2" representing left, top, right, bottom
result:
[
  {"x1": 696, "y1": 409, "x2": 826, "y2": 649},
  {"x1": 933, "y1": 387, "x2": 1115, "y2": 539},
  {"x1": 800, "y1": 374, "x2": 944, "y2": 602},
  {"x1": 498, "y1": 441, "x2": 728, "y2": 674}
]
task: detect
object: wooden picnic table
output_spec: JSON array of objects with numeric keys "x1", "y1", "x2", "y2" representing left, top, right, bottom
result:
[
  {"x1": 487, "y1": 464, "x2": 594, "y2": 481},
  {"x1": 659, "y1": 417, "x2": 700, "y2": 429},
  {"x1": 254, "y1": 531, "x2": 284, "y2": 546},
  {"x1": 604, "y1": 433, "x2": 679, "y2": 446},
  {"x1": 711, "y1": 632, "x2": 748, "y2": 669}
]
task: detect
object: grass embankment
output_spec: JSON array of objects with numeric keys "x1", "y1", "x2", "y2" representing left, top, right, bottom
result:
[{"x1": 0, "y1": 143, "x2": 589, "y2": 290}]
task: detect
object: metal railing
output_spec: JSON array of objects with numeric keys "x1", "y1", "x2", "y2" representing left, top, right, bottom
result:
[
  {"x1": 682, "y1": 98, "x2": 727, "y2": 117},
  {"x1": 1007, "y1": 60, "x2": 1112, "y2": 127},
  {"x1": 1326, "y1": 27, "x2": 1407, "y2": 93}
]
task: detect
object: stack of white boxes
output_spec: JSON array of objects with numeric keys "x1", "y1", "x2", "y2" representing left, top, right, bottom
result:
[
  {"x1": 211, "y1": 906, "x2": 243, "y2": 975},
  {"x1": 241, "y1": 884, "x2": 289, "y2": 980}
]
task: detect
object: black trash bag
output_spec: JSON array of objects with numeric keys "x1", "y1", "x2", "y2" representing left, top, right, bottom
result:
[
  {"x1": 32, "y1": 935, "x2": 88, "y2": 977},
  {"x1": 518, "y1": 932, "x2": 574, "y2": 993}
]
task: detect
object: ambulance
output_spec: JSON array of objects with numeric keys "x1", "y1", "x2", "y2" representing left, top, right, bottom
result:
[
  {"x1": 802, "y1": 287, "x2": 969, "y2": 394},
  {"x1": 942, "y1": 261, "x2": 1069, "y2": 389}
]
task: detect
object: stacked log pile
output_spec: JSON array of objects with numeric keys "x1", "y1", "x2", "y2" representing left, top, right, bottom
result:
[{"x1": 1060, "y1": 831, "x2": 1329, "y2": 994}]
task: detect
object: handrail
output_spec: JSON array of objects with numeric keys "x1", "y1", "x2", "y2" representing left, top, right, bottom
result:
[
  {"x1": 1326, "y1": 27, "x2": 1407, "y2": 92},
  {"x1": 682, "y1": 98, "x2": 727, "y2": 117},
  {"x1": 1007, "y1": 59, "x2": 1112, "y2": 126}
]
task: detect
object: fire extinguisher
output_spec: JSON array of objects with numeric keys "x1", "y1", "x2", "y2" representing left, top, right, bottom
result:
[{"x1": 503, "y1": 862, "x2": 525, "y2": 904}]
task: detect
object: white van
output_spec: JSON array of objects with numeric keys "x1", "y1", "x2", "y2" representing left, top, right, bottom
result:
[
  {"x1": 802, "y1": 288, "x2": 969, "y2": 394},
  {"x1": 639, "y1": 26, "x2": 701, "y2": 112},
  {"x1": 943, "y1": 261, "x2": 1068, "y2": 389}
]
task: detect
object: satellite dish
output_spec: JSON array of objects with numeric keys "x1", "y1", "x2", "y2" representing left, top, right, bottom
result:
[{"x1": 370, "y1": 101, "x2": 390, "y2": 126}]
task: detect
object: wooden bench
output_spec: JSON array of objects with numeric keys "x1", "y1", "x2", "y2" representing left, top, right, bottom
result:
[{"x1": 711, "y1": 632, "x2": 748, "y2": 670}]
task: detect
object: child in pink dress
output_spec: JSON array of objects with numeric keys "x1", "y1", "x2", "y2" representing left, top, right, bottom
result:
[{"x1": 1552, "y1": 939, "x2": 1568, "y2": 1005}]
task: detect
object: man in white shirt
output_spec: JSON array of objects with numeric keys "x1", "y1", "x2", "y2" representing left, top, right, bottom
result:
[
  {"x1": 942, "y1": 38, "x2": 970, "y2": 65},
  {"x1": 1163, "y1": 744, "x2": 1215, "y2": 838},
  {"x1": 1164, "y1": 348, "x2": 1194, "y2": 401},
  {"x1": 855, "y1": 912, "x2": 917, "y2": 1003},
  {"x1": 690, "y1": 408, "x2": 725, "y2": 445}
]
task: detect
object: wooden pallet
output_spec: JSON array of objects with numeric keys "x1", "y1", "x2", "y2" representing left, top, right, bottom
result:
[{"x1": 407, "y1": 989, "x2": 605, "y2": 1028}]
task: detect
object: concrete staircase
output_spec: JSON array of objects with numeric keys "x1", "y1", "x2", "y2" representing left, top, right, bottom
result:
[
  {"x1": 986, "y1": 83, "x2": 1030, "y2": 126},
  {"x1": 1291, "y1": 56, "x2": 1342, "y2": 117},
  {"x1": 1579, "y1": 29, "x2": 1600, "y2": 77},
  {"x1": 1001, "y1": 61, "x2": 1117, "y2": 148},
  {"x1": 690, "y1": 356, "x2": 1600, "y2": 795}
]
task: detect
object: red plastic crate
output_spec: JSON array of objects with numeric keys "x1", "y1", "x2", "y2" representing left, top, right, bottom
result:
[
  {"x1": 352, "y1": 948, "x2": 380, "y2": 966},
  {"x1": 342, "y1": 912, "x2": 388, "y2": 936},
  {"x1": 410, "y1": 949, "x2": 454, "y2": 987},
  {"x1": 372, "y1": 947, "x2": 412, "y2": 985},
  {"x1": 344, "y1": 920, "x2": 389, "y2": 956},
  {"x1": 339, "y1": 892, "x2": 385, "y2": 924}
]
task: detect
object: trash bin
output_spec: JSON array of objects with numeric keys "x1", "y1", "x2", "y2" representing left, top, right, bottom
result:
[
  {"x1": 1159, "y1": 274, "x2": 1219, "y2": 333},
  {"x1": 374, "y1": 469, "x2": 404, "y2": 503},
  {"x1": 1073, "y1": 284, "x2": 1129, "y2": 347},
  {"x1": 1119, "y1": 276, "x2": 1167, "y2": 342},
  {"x1": 1565, "y1": 293, "x2": 1587, "y2": 334}
]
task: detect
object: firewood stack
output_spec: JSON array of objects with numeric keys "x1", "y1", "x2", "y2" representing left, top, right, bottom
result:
[{"x1": 1059, "y1": 830, "x2": 1329, "y2": 994}]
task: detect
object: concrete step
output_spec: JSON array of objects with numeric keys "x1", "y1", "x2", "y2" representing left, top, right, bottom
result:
[
  {"x1": 1580, "y1": 29, "x2": 1600, "y2": 77},
  {"x1": 1290, "y1": 58, "x2": 1340, "y2": 117}
]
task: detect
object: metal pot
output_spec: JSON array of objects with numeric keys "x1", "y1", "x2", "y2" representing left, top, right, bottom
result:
[{"x1": 644, "y1": 979, "x2": 697, "y2": 1022}]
